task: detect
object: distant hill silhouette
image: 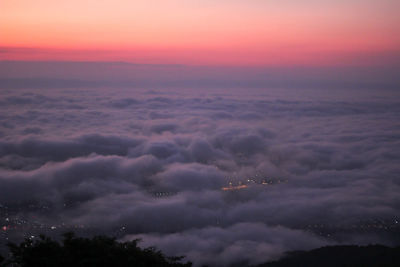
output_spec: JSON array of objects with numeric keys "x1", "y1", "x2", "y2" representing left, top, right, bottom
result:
[
  {"x1": 257, "y1": 245, "x2": 400, "y2": 267},
  {"x1": 3, "y1": 232, "x2": 191, "y2": 267}
]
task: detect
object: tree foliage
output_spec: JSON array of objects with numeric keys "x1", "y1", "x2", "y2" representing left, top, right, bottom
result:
[{"x1": 5, "y1": 232, "x2": 192, "y2": 267}]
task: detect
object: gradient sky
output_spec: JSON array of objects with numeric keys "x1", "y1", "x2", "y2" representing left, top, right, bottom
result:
[{"x1": 1, "y1": 0, "x2": 400, "y2": 65}]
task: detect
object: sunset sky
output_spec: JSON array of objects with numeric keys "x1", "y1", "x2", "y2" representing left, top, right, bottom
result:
[{"x1": 1, "y1": 0, "x2": 399, "y2": 65}]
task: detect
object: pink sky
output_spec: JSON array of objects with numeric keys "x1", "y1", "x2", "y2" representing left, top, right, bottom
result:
[{"x1": 1, "y1": 0, "x2": 399, "y2": 66}]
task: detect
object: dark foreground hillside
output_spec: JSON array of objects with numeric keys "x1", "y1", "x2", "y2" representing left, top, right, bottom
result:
[
  {"x1": 2, "y1": 234, "x2": 400, "y2": 267},
  {"x1": 257, "y1": 245, "x2": 400, "y2": 267},
  {"x1": 0, "y1": 233, "x2": 191, "y2": 267}
]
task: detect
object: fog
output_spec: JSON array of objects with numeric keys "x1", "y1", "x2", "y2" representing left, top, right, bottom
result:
[{"x1": 0, "y1": 64, "x2": 399, "y2": 265}]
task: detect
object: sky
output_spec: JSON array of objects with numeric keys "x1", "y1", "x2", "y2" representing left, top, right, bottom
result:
[{"x1": 1, "y1": 0, "x2": 400, "y2": 65}]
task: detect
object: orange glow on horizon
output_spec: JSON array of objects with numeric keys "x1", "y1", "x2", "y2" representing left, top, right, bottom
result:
[{"x1": 1, "y1": 0, "x2": 399, "y2": 66}]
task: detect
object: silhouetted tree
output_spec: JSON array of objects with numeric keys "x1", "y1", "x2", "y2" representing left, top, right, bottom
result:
[{"x1": 6, "y1": 232, "x2": 192, "y2": 267}]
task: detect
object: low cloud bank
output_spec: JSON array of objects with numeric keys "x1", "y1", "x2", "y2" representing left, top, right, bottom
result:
[{"x1": 0, "y1": 86, "x2": 399, "y2": 265}]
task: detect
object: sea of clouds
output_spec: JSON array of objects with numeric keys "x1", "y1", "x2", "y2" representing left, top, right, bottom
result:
[{"x1": 1, "y1": 86, "x2": 399, "y2": 266}]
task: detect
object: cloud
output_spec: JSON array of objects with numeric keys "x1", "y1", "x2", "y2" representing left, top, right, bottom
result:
[
  {"x1": 123, "y1": 223, "x2": 329, "y2": 266},
  {"x1": 153, "y1": 163, "x2": 225, "y2": 191},
  {"x1": 0, "y1": 86, "x2": 399, "y2": 265},
  {"x1": 149, "y1": 123, "x2": 179, "y2": 134},
  {"x1": 0, "y1": 134, "x2": 144, "y2": 166},
  {"x1": 109, "y1": 98, "x2": 139, "y2": 108}
]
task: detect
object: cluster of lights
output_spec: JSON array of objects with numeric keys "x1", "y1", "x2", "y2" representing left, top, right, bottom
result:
[{"x1": 222, "y1": 176, "x2": 288, "y2": 191}]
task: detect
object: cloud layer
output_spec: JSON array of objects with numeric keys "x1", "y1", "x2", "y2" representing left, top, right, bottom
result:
[{"x1": 0, "y1": 86, "x2": 399, "y2": 266}]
